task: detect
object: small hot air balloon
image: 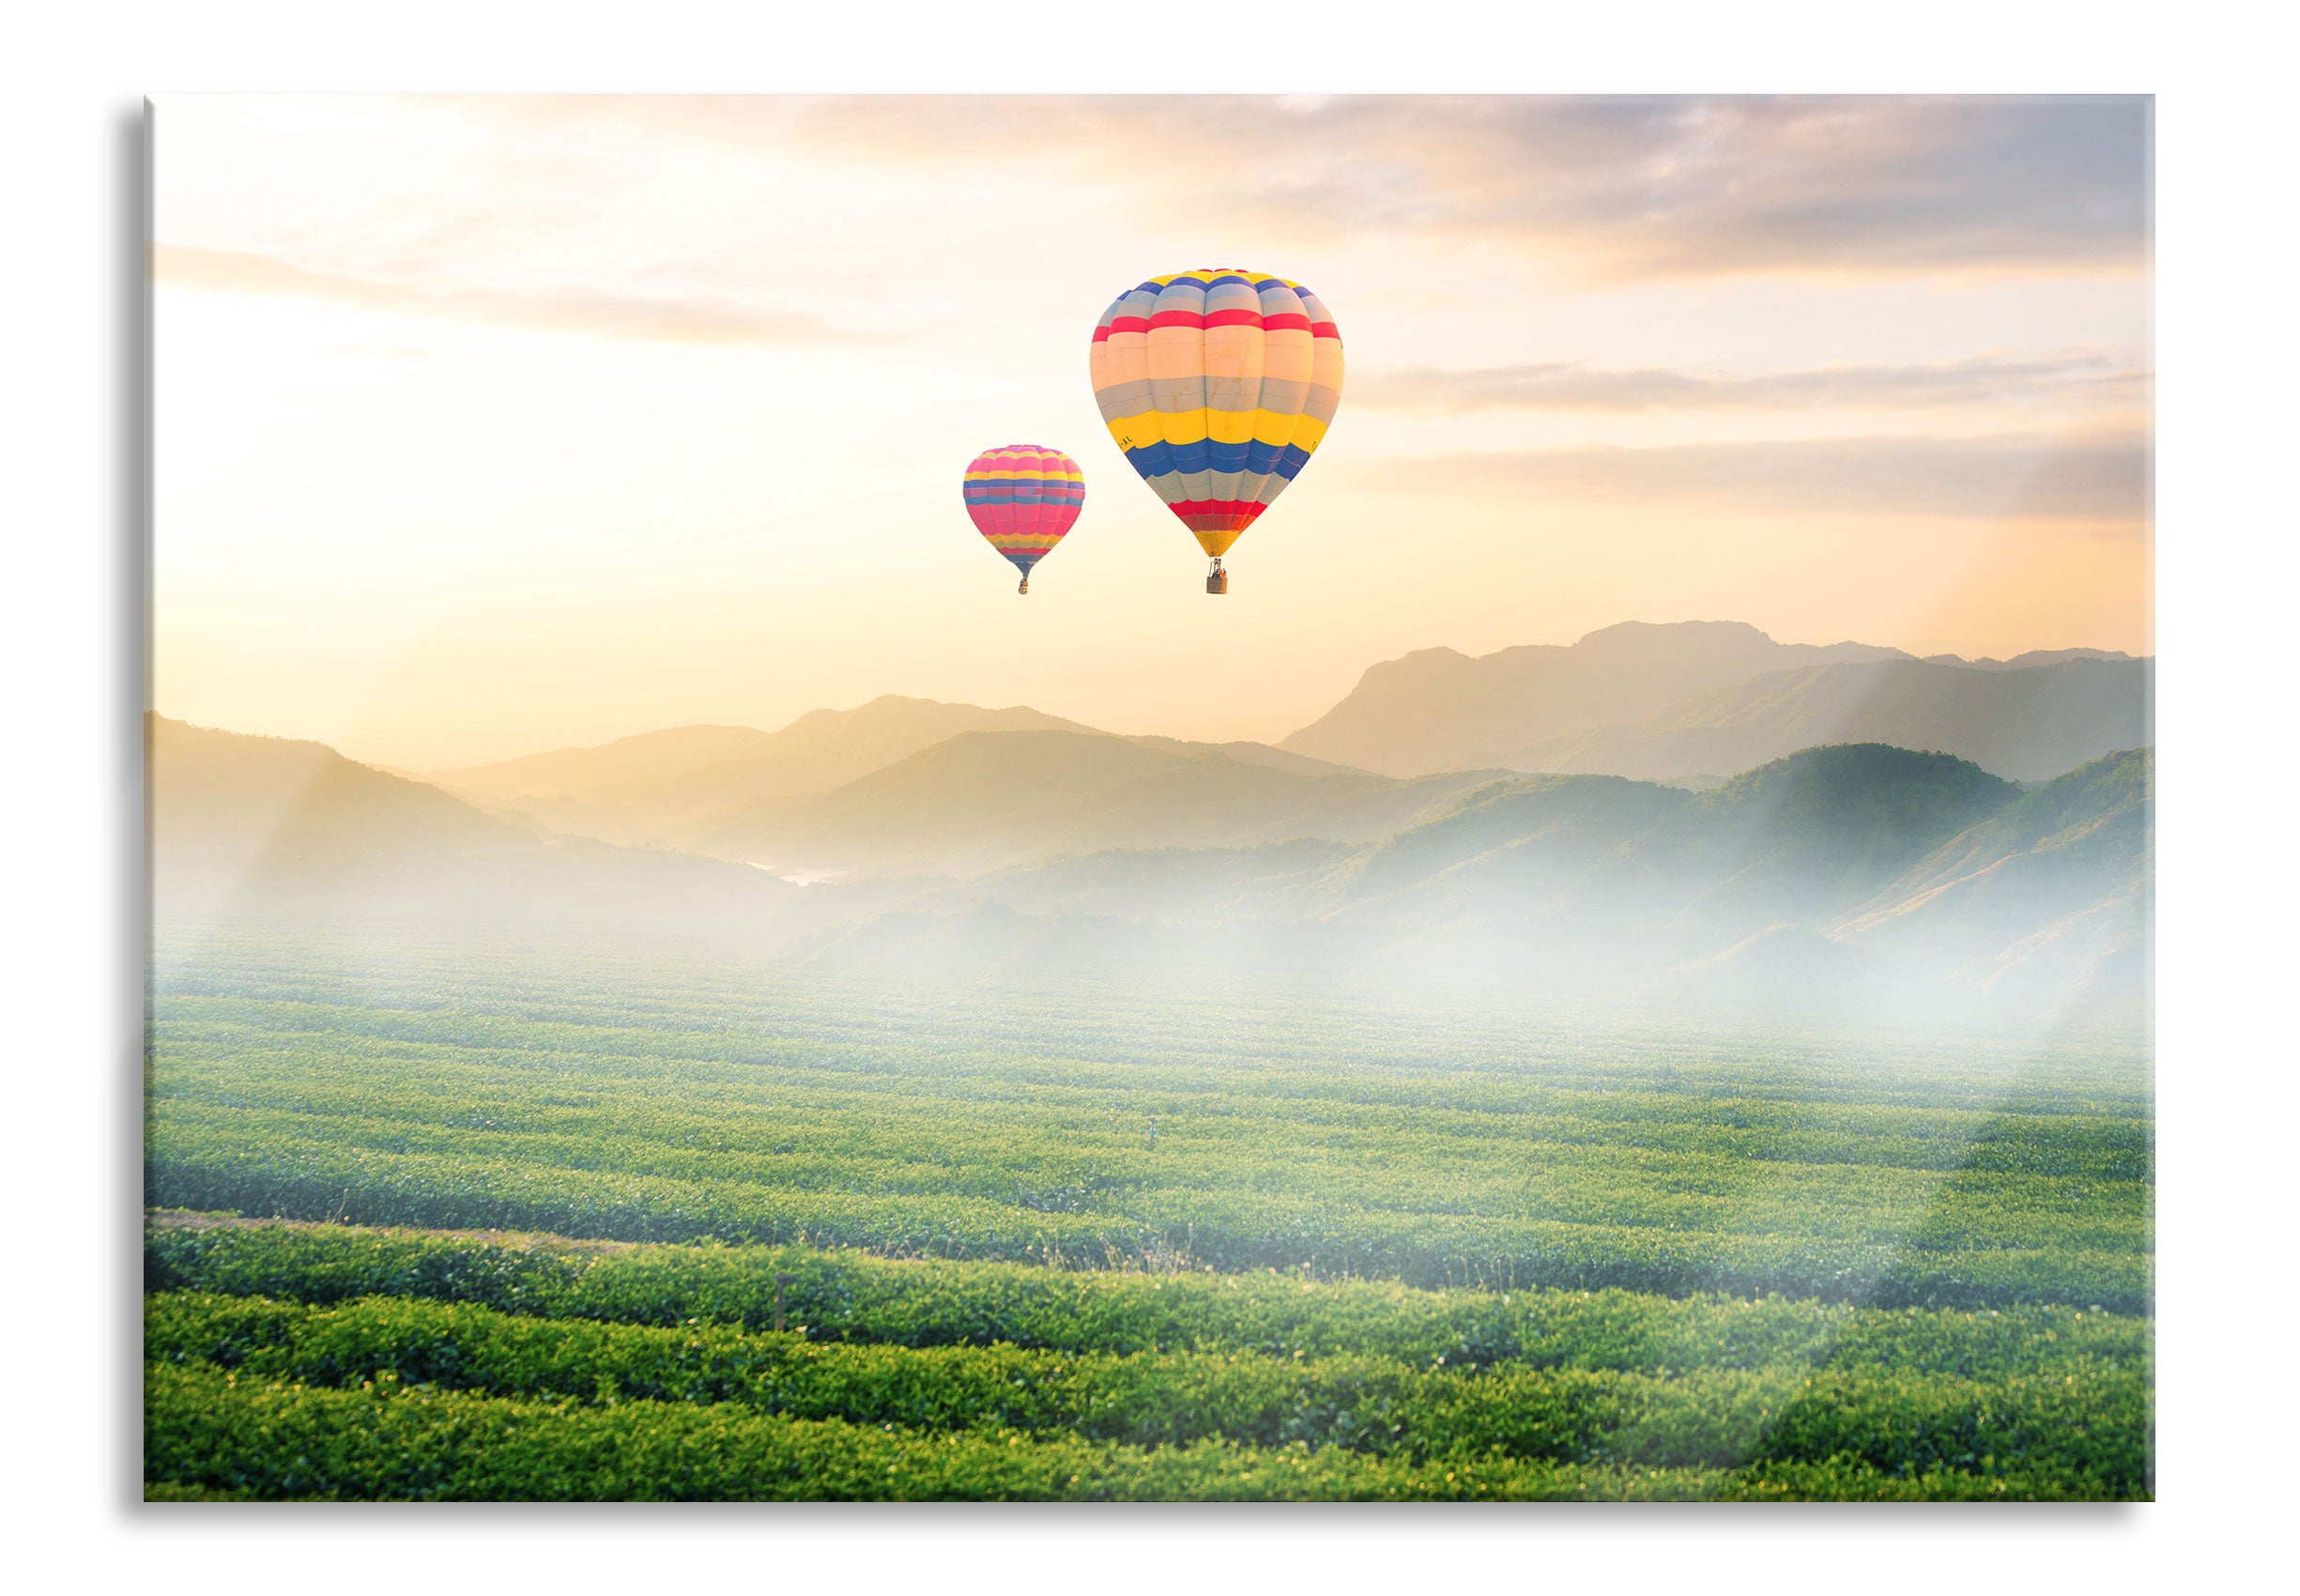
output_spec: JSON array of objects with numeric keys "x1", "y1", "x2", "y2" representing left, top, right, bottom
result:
[
  {"x1": 1090, "y1": 269, "x2": 1342, "y2": 593},
  {"x1": 962, "y1": 444, "x2": 1085, "y2": 594}
]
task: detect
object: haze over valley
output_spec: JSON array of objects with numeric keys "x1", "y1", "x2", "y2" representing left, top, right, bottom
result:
[{"x1": 154, "y1": 619, "x2": 2152, "y2": 1019}]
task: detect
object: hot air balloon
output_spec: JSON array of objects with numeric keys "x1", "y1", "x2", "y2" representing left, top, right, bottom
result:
[
  {"x1": 1090, "y1": 269, "x2": 1342, "y2": 593},
  {"x1": 961, "y1": 444, "x2": 1085, "y2": 594}
]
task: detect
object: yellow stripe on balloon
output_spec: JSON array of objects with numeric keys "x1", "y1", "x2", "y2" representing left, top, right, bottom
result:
[
  {"x1": 1205, "y1": 408, "x2": 1256, "y2": 444},
  {"x1": 1250, "y1": 409, "x2": 1298, "y2": 445},
  {"x1": 1108, "y1": 407, "x2": 1208, "y2": 446}
]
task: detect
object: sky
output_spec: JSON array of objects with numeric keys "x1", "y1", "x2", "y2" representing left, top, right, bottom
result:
[{"x1": 153, "y1": 95, "x2": 2152, "y2": 770}]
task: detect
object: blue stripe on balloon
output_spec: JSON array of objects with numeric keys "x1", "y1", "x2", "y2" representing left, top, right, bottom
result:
[
  {"x1": 1274, "y1": 444, "x2": 1311, "y2": 480},
  {"x1": 1204, "y1": 437, "x2": 1252, "y2": 473},
  {"x1": 1124, "y1": 439, "x2": 1175, "y2": 478}
]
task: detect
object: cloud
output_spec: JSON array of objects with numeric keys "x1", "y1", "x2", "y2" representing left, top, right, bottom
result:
[
  {"x1": 549, "y1": 94, "x2": 2149, "y2": 284},
  {"x1": 1342, "y1": 432, "x2": 2148, "y2": 523},
  {"x1": 153, "y1": 243, "x2": 882, "y2": 346},
  {"x1": 1354, "y1": 352, "x2": 2150, "y2": 413}
]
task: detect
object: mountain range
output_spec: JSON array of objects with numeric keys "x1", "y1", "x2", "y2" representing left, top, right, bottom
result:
[
  {"x1": 1280, "y1": 621, "x2": 2146, "y2": 783},
  {"x1": 1517, "y1": 656, "x2": 2149, "y2": 784},
  {"x1": 1280, "y1": 621, "x2": 1908, "y2": 775},
  {"x1": 821, "y1": 744, "x2": 2151, "y2": 1012},
  {"x1": 150, "y1": 619, "x2": 2154, "y2": 1013},
  {"x1": 431, "y1": 697, "x2": 1097, "y2": 848},
  {"x1": 690, "y1": 730, "x2": 1495, "y2": 880},
  {"x1": 150, "y1": 714, "x2": 803, "y2": 934},
  {"x1": 408, "y1": 624, "x2": 2148, "y2": 870}
]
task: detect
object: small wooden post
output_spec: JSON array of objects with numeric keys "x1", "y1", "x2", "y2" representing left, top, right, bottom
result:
[{"x1": 774, "y1": 1271, "x2": 790, "y2": 1333}]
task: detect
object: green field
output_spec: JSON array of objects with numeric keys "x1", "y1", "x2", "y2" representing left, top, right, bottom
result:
[{"x1": 144, "y1": 926, "x2": 2153, "y2": 1500}]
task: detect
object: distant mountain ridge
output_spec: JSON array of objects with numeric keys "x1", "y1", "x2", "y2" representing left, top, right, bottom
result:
[
  {"x1": 416, "y1": 624, "x2": 2144, "y2": 854},
  {"x1": 1281, "y1": 621, "x2": 2145, "y2": 785},
  {"x1": 1521, "y1": 657, "x2": 2152, "y2": 784},
  {"x1": 157, "y1": 714, "x2": 528, "y2": 864},
  {"x1": 151, "y1": 714, "x2": 805, "y2": 933},
  {"x1": 431, "y1": 723, "x2": 775, "y2": 804},
  {"x1": 431, "y1": 696, "x2": 1099, "y2": 848},
  {"x1": 1280, "y1": 621, "x2": 1909, "y2": 775},
  {"x1": 692, "y1": 729, "x2": 1496, "y2": 879},
  {"x1": 1923, "y1": 648, "x2": 2137, "y2": 671}
]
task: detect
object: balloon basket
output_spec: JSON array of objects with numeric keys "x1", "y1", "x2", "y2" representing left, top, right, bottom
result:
[{"x1": 1206, "y1": 561, "x2": 1228, "y2": 595}]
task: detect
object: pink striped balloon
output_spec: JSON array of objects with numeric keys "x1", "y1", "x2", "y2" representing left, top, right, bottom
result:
[{"x1": 962, "y1": 444, "x2": 1085, "y2": 594}]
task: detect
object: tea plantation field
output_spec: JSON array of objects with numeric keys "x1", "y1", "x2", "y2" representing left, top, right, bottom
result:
[{"x1": 144, "y1": 926, "x2": 2153, "y2": 1500}]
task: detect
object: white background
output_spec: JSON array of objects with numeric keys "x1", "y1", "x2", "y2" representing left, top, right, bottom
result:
[{"x1": 5, "y1": 2, "x2": 2292, "y2": 1588}]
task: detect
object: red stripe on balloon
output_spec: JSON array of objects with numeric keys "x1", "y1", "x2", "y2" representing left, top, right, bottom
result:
[{"x1": 1169, "y1": 499, "x2": 1269, "y2": 519}]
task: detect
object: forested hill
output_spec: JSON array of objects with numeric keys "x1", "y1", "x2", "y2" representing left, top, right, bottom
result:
[{"x1": 802, "y1": 744, "x2": 2153, "y2": 1013}]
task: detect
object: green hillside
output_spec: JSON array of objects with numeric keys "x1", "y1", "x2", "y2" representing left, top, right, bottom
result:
[
  {"x1": 1323, "y1": 774, "x2": 1688, "y2": 920},
  {"x1": 1633, "y1": 743, "x2": 2020, "y2": 930},
  {"x1": 1835, "y1": 748, "x2": 2152, "y2": 994},
  {"x1": 792, "y1": 743, "x2": 2144, "y2": 1010}
]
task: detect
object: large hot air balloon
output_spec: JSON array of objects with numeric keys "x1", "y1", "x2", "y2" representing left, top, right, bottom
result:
[
  {"x1": 961, "y1": 444, "x2": 1084, "y2": 594},
  {"x1": 1090, "y1": 269, "x2": 1342, "y2": 593}
]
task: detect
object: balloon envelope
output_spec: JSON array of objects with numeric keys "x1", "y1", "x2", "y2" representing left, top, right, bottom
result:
[
  {"x1": 962, "y1": 444, "x2": 1085, "y2": 582},
  {"x1": 1090, "y1": 269, "x2": 1343, "y2": 560}
]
